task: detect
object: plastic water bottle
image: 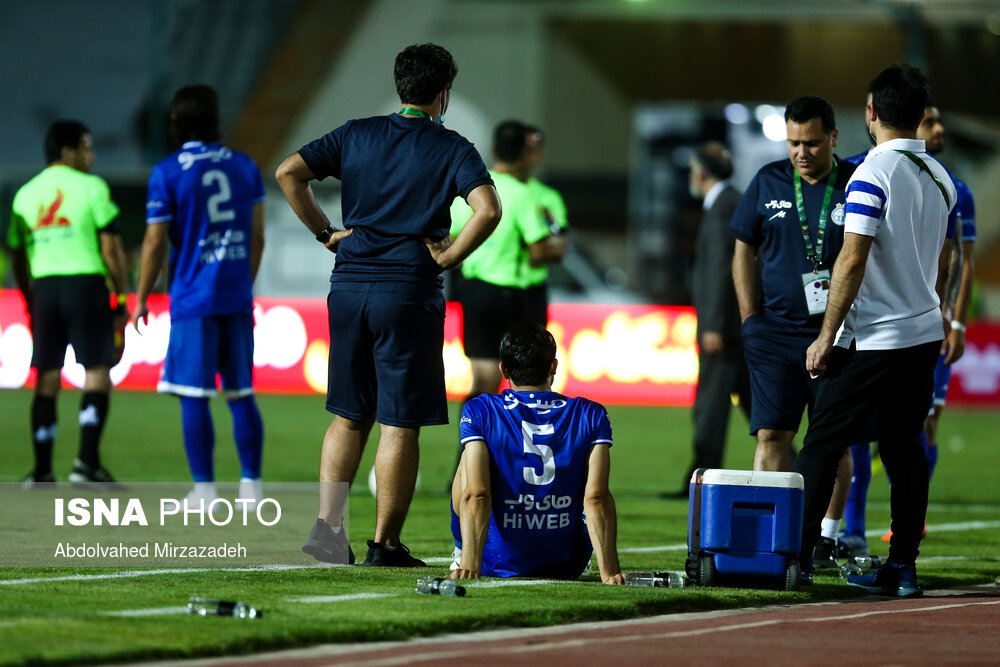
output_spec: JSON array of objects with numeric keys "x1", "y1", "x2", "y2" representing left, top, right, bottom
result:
[
  {"x1": 624, "y1": 571, "x2": 687, "y2": 588},
  {"x1": 840, "y1": 555, "x2": 879, "y2": 579},
  {"x1": 187, "y1": 596, "x2": 261, "y2": 619},
  {"x1": 415, "y1": 576, "x2": 466, "y2": 597}
]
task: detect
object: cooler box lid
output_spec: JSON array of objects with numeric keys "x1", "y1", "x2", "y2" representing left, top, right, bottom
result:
[{"x1": 691, "y1": 468, "x2": 804, "y2": 490}]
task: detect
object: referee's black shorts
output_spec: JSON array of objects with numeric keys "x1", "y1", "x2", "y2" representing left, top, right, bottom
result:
[
  {"x1": 30, "y1": 274, "x2": 115, "y2": 369},
  {"x1": 460, "y1": 278, "x2": 530, "y2": 359}
]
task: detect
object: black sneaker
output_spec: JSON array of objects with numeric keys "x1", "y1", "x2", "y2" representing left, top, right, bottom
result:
[
  {"x1": 68, "y1": 459, "x2": 127, "y2": 490},
  {"x1": 21, "y1": 471, "x2": 56, "y2": 490},
  {"x1": 813, "y1": 536, "x2": 840, "y2": 570},
  {"x1": 302, "y1": 519, "x2": 355, "y2": 565},
  {"x1": 360, "y1": 540, "x2": 426, "y2": 567}
]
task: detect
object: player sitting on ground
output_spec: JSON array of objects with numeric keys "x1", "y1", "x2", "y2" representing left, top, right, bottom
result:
[{"x1": 448, "y1": 322, "x2": 625, "y2": 584}]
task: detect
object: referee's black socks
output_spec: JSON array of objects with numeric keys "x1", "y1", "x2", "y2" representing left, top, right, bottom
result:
[
  {"x1": 78, "y1": 391, "x2": 109, "y2": 469},
  {"x1": 31, "y1": 395, "x2": 57, "y2": 477}
]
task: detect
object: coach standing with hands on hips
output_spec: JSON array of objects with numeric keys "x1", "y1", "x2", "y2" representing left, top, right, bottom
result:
[
  {"x1": 798, "y1": 65, "x2": 956, "y2": 597},
  {"x1": 277, "y1": 44, "x2": 501, "y2": 567}
]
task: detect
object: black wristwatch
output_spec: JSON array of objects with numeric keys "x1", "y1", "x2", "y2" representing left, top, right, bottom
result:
[{"x1": 315, "y1": 225, "x2": 334, "y2": 244}]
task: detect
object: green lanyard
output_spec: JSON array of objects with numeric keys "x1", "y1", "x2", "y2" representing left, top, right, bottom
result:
[
  {"x1": 399, "y1": 107, "x2": 431, "y2": 120},
  {"x1": 793, "y1": 156, "x2": 837, "y2": 271},
  {"x1": 896, "y1": 150, "x2": 951, "y2": 208}
]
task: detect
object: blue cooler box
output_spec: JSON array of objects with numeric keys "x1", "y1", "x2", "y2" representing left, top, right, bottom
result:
[{"x1": 685, "y1": 469, "x2": 805, "y2": 590}]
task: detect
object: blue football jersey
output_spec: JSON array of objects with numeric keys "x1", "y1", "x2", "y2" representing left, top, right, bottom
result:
[
  {"x1": 944, "y1": 168, "x2": 976, "y2": 242},
  {"x1": 459, "y1": 389, "x2": 613, "y2": 577},
  {"x1": 146, "y1": 141, "x2": 265, "y2": 319}
]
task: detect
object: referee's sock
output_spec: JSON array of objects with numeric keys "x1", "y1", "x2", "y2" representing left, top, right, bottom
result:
[
  {"x1": 843, "y1": 442, "x2": 872, "y2": 536},
  {"x1": 180, "y1": 396, "x2": 215, "y2": 482},
  {"x1": 227, "y1": 395, "x2": 263, "y2": 480},
  {"x1": 78, "y1": 391, "x2": 109, "y2": 469},
  {"x1": 921, "y1": 430, "x2": 937, "y2": 482},
  {"x1": 31, "y1": 395, "x2": 58, "y2": 477}
]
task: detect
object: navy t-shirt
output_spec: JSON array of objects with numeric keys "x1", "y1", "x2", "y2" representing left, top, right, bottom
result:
[
  {"x1": 730, "y1": 157, "x2": 856, "y2": 329},
  {"x1": 299, "y1": 114, "x2": 493, "y2": 285}
]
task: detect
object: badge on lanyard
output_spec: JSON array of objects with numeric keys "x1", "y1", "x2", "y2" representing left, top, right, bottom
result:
[
  {"x1": 794, "y1": 157, "x2": 837, "y2": 315},
  {"x1": 802, "y1": 269, "x2": 831, "y2": 316}
]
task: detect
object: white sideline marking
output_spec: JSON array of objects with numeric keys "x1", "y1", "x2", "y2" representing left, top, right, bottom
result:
[
  {"x1": 0, "y1": 564, "x2": 319, "y2": 586},
  {"x1": 290, "y1": 593, "x2": 395, "y2": 603},
  {"x1": 102, "y1": 606, "x2": 189, "y2": 617},
  {"x1": 2, "y1": 519, "x2": 998, "y2": 588}
]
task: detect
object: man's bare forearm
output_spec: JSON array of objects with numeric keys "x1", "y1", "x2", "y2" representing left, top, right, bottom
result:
[
  {"x1": 100, "y1": 233, "x2": 128, "y2": 296},
  {"x1": 818, "y1": 234, "x2": 871, "y2": 341},
  {"x1": 732, "y1": 241, "x2": 759, "y2": 323},
  {"x1": 275, "y1": 153, "x2": 332, "y2": 236},
  {"x1": 12, "y1": 249, "x2": 31, "y2": 308},
  {"x1": 136, "y1": 230, "x2": 166, "y2": 303},
  {"x1": 584, "y1": 492, "x2": 622, "y2": 582},
  {"x1": 954, "y1": 240, "x2": 974, "y2": 324},
  {"x1": 458, "y1": 492, "x2": 491, "y2": 573}
]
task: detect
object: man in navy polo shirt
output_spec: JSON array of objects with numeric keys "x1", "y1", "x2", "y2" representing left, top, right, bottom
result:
[
  {"x1": 730, "y1": 97, "x2": 857, "y2": 569},
  {"x1": 276, "y1": 43, "x2": 501, "y2": 567}
]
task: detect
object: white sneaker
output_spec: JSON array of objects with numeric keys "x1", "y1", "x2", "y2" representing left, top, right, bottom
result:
[
  {"x1": 238, "y1": 477, "x2": 263, "y2": 512},
  {"x1": 183, "y1": 482, "x2": 218, "y2": 508}
]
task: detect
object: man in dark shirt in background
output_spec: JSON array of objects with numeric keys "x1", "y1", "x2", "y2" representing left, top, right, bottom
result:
[
  {"x1": 276, "y1": 43, "x2": 501, "y2": 567},
  {"x1": 667, "y1": 142, "x2": 750, "y2": 497}
]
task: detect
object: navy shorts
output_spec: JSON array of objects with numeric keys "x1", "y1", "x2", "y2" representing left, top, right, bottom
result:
[
  {"x1": 460, "y1": 278, "x2": 529, "y2": 359},
  {"x1": 741, "y1": 314, "x2": 820, "y2": 435},
  {"x1": 931, "y1": 351, "x2": 951, "y2": 411},
  {"x1": 30, "y1": 275, "x2": 114, "y2": 369},
  {"x1": 327, "y1": 281, "x2": 448, "y2": 427},
  {"x1": 158, "y1": 314, "x2": 255, "y2": 398}
]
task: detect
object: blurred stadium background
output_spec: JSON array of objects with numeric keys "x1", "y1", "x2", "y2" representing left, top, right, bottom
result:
[{"x1": 2, "y1": 0, "x2": 1000, "y2": 411}]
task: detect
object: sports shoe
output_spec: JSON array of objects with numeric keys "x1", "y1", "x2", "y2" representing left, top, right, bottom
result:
[
  {"x1": 302, "y1": 519, "x2": 355, "y2": 565},
  {"x1": 847, "y1": 561, "x2": 923, "y2": 598},
  {"x1": 68, "y1": 459, "x2": 126, "y2": 490},
  {"x1": 837, "y1": 534, "x2": 870, "y2": 559},
  {"x1": 360, "y1": 540, "x2": 426, "y2": 567},
  {"x1": 21, "y1": 470, "x2": 56, "y2": 490},
  {"x1": 237, "y1": 477, "x2": 263, "y2": 512},
  {"x1": 812, "y1": 536, "x2": 840, "y2": 570}
]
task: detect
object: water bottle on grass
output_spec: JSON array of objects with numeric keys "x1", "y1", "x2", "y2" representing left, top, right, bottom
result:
[
  {"x1": 187, "y1": 596, "x2": 261, "y2": 619},
  {"x1": 415, "y1": 577, "x2": 466, "y2": 597},
  {"x1": 625, "y1": 571, "x2": 687, "y2": 587}
]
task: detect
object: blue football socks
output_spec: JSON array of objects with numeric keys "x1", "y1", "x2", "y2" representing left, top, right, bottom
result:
[
  {"x1": 921, "y1": 430, "x2": 937, "y2": 481},
  {"x1": 844, "y1": 442, "x2": 872, "y2": 537},
  {"x1": 227, "y1": 395, "x2": 263, "y2": 480},
  {"x1": 180, "y1": 396, "x2": 215, "y2": 482}
]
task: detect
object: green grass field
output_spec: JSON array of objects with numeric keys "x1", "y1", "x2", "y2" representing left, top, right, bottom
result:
[{"x1": 1, "y1": 389, "x2": 998, "y2": 666}]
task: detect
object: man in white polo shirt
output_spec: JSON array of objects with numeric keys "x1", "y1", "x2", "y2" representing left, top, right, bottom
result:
[{"x1": 796, "y1": 64, "x2": 956, "y2": 597}]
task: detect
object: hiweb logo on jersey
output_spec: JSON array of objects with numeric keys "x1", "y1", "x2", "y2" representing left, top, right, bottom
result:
[{"x1": 1, "y1": 482, "x2": 349, "y2": 567}]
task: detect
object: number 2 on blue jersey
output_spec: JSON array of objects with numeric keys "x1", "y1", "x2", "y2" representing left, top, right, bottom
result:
[
  {"x1": 203, "y1": 169, "x2": 235, "y2": 223},
  {"x1": 522, "y1": 421, "x2": 555, "y2": 485}
]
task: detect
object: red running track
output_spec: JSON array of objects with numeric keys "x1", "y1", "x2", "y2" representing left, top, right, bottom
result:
[{"x1": 131, "y1": 585, "x2": 1000, "y2": 667}]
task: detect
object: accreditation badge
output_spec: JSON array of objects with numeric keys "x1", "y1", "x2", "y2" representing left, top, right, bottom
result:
[{"x1": 802, "y1": 269, "x2": 831, "y2": 316}]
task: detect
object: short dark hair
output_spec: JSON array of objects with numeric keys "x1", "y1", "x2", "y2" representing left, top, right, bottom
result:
[
  {"x1": 394, "y1": 43, "x2": 457, "y2": 105},
  {"x1": 493, "y1": 120, "x2": 529, "y2": 163},
  {"x1": 870, "y1": 64, "x2": 930, "y2": 132},
  {"x1": 169, "y1": 85, "x2": 221, "y2": 145},
  {"x1": 693, "y1": 142, "x2": 733, "y2": 181},
  {"x1": 44, "y1": 120, "x2": 89, "y2": 163},
  {"x1": 500, "y1": 322, "x2": 557, "y2": 387},
  {"x1": 784, "y1": 95, "x2": 836, "y2": 134}
]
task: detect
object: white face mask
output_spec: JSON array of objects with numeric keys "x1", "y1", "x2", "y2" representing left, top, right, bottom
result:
[{"x1": 867, "y1": 118, "x2": 876, "y2": 144}]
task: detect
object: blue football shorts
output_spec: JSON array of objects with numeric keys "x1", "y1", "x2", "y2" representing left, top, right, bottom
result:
[{"x1": 158, "y1": 313, "x2": 255, "y2": 398}]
